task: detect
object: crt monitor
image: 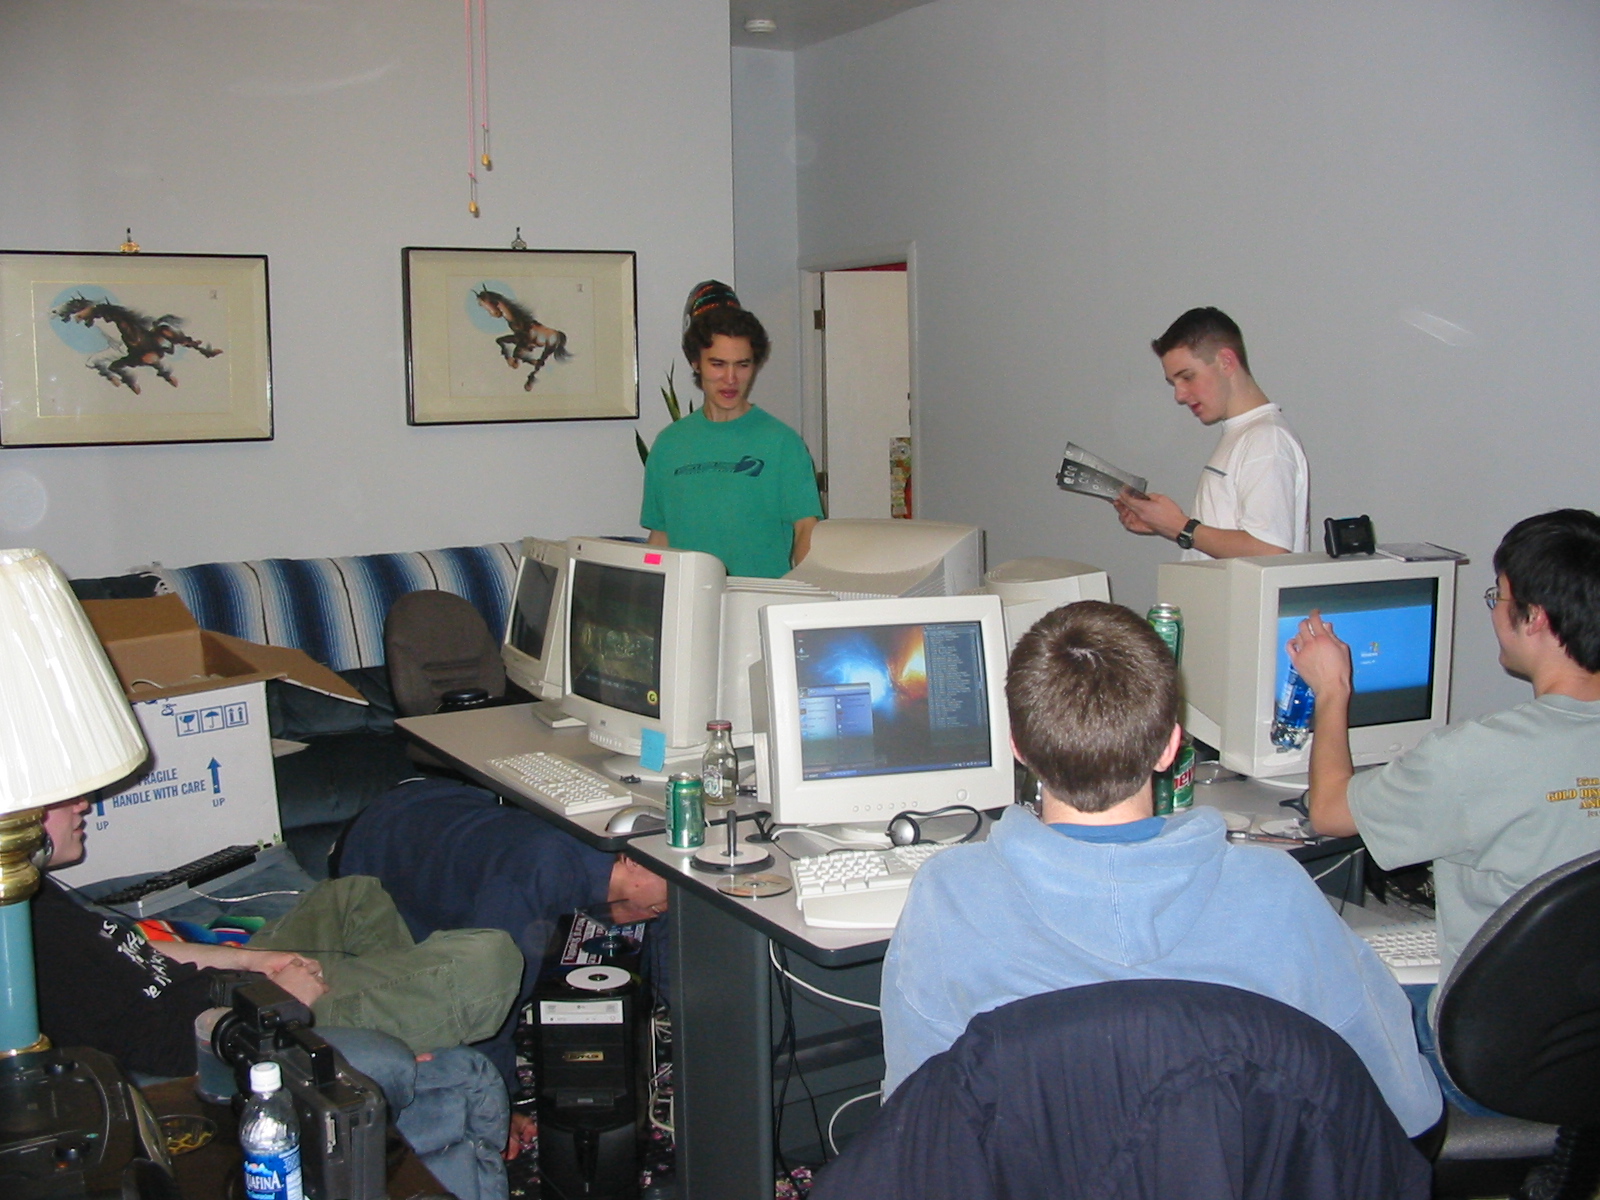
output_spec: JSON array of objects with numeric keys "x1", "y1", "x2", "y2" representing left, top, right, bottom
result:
[
  {"x1": 502, "y1": 536, "x2": 569, "y2": 701},
  {"x1": 783, "y1": 519, "x2": 984, "y2": 599},
  {"x1": 982, "y1": 556, "x2": 1111, "y2": 651},
  {"x1": 560, "y1": 537, "x2": 725, "y2": 778},
  {"x1": 1157, "y1": 553, "x2": 1457, "y2": 781},
  {"x1": 754, "y1": 594, "x2": 1014, "y2": 827}
]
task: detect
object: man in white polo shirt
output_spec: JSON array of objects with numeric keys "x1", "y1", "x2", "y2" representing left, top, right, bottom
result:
[{"x1": 1115, "y1": 307, "x2": 1309, "y2": 559}]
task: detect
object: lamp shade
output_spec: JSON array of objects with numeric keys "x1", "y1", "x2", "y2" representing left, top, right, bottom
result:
[{"x1": 0, "y1": 549, "x2": 147, "y2": 815}]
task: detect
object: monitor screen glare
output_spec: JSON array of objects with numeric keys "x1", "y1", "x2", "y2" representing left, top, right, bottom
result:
[
  {"x1": 569, "y1": 561, "x2": 664, "y2": 720},
  {"x1": 507, "y1": 557, "x2": 559, "y2": 662},
  {"x1": 1274, "y1": 578, "x2": 1438, "y2": 728},
  {"x1": 792, "y1": 620, "x2": 993, "y2": 782}
]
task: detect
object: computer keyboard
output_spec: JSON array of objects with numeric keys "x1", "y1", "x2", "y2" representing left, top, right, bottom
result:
[
  {"x1": 790, "y1": 842, "x2": 951, "y2": 930},
  {"x1": 97, "y1": 843, "x2": 290, "y2": 919},
  {"x1": 1359, "y1": 920, "x2": 1441, "y2": 985},
  {"x1": 486, "y1": 751, "x2": 635, "y2": 815}
]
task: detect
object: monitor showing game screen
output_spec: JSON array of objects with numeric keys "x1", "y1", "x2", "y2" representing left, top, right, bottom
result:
[{"x1": 568, "y1": 560, "x2": 665, "y2": 720}]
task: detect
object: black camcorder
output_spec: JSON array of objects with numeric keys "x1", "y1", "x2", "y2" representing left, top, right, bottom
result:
[{"x1": 211, "y1": 980, "x2": 387, "y2": 1200}]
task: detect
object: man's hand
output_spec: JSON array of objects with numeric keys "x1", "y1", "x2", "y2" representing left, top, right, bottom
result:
[
  {"x1": 1287, "y1": 611, "x2": 1352, "y2": 701},
  {"x1": 263, "y1": 957, "x2": 330, "y2": 1007},
  {"x1": 1114, "y1": 489, "x2": 1187, "y2": 540}
]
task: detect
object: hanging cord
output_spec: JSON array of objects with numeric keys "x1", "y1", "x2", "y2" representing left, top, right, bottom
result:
[
  {"x1": 463, "y1": 0, "x2": 481, "y2": 215},
  {"x1": 477, "y1": 0, "x2": 492, "y2": 170}
]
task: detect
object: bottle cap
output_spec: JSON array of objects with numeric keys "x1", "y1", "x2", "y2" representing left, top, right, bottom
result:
[
  {"x1": 706, "y1": 719, "x2": 732, "y2": 731},
  {"x1": 249, "y1": 1060, "x2": 282, "y2": 1094}
]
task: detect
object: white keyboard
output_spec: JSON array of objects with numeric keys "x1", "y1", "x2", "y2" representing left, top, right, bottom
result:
[
  {"x1": 790, "y1": 843, "x2": 951, "y2": 930},
  {"x1": 486, "y1": 751, "x2": 635, "y2": 815},
  {"x1": 1359, "y1": 921, "x2": 1441, "y2": 985}
]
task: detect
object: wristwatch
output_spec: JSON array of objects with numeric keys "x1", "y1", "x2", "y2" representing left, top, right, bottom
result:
[{"x1": 1175, "y1": 518, "x2": 1202, "y2": 550}]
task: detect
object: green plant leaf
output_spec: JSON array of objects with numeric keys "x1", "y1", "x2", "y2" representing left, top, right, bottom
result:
[{"x1": 635, "y1": 430, "x2": 649, "y2": 465}]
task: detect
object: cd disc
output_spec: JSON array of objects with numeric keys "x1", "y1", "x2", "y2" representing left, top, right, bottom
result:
[
  {"x1": 718, "y1": 873, "x2": 793, "y2": 899},
  {"x1": 565, "y1": 965, "x2": 631, "y2": 992}
]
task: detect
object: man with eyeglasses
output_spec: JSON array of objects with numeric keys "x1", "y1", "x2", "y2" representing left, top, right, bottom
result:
[{"x1": 1287, "y1": 508, "x2": 1600, "y2": 1008}]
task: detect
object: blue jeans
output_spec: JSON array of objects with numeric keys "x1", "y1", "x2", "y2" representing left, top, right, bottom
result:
[{"x1": 1404, "y1": 983, "x2": 1500, "y2": 1118}]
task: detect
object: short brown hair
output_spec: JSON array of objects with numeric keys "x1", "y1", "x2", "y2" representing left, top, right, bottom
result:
[
  {"x1": 1006, "y1": 601, "x2": 1179, "y2": 813},
  {"x1": 1151, "y1": 306, "x2": 1250, "y2": 376}
]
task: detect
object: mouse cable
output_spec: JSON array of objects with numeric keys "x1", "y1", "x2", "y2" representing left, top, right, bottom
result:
[
  {"x1": 768, "y1": 941, "x2": 881, "y2": 1013},
  {"x1": 826, "y1": 1088, "x2": 883, "y2": 1158}
]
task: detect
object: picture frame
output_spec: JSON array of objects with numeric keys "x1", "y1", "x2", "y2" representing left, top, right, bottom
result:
[
  {"x1": 403, "y1": 246, "x2": 638, "y2": 426},
  {"x1": 0, "y1": 251, "x2": 271, "y2": 447}
]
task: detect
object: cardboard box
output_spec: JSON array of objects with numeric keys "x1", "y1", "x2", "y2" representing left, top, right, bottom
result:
[{"x1": 53, "y1": 595, "x2": 366, "y2": 887}]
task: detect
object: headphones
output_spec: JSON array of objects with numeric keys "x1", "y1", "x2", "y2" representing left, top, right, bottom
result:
[
  {"x1": 886, "y1": 805, "x2": 984, "y2": 848},
  {"x1": 30, "y1": 828, "x2": 55, "y2": 873}
]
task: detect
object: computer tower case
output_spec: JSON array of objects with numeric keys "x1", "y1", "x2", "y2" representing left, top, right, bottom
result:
[{"x1": 534, "y1": 911, "x2": 650, "y2": 1200}]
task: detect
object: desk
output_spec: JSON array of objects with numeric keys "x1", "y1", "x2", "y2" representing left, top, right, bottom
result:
[
  {"x1": 400, "y1": 709, "x2": 1373, "y2": 1198},
  {"x1": 396, "y1": 704, "x2": 768, "y2": 851},
  {"x1": 138, "y1": 1077, "x2": 443, "y2": 1199}
]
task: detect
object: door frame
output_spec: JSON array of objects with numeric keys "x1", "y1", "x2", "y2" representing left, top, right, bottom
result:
[{"x1": 799, "y1": 241, "x2": 919, "y2": 517}]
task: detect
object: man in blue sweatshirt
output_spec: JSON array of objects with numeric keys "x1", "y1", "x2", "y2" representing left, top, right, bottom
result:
[{"x1": 880, "y1": 600, "x2": 1441, "y2": 1136}]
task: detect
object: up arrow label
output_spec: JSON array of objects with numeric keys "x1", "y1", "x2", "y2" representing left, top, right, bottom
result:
[{"x1": 208, "y1": 759, "x2": 223, "y2": 793}]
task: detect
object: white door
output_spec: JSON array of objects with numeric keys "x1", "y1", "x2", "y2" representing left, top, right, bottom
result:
[{"x1": 820, "y1": 270, "x2": 910, "y2": 519}]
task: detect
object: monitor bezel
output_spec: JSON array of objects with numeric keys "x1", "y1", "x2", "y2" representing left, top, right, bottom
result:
[
  {"x1": 757, "y1": 594, "x2": 1015, "y2": 826},
  {"x1": 559, "y1": 537, "x2": 725, "y2": 756}
]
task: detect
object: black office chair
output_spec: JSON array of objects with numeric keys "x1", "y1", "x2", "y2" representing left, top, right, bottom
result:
[
  {"x1": 809, "y1": 979, "x2": 1430, "y2": 1200},
  {"x1": 1432, "y1": 847, "x2": 1600, "y2": 1200}
]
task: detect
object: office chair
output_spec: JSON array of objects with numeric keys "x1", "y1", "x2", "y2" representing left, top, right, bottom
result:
[
  {"x1": 809, "y1": 979, "x2": 1430, "y2": 1200},
  {"x1": 384, "y1": 589, "x2": 507, "y2": 769},
  {"x1": 1432, "y1": 847, "x2": 1600, "y2": 1200}
]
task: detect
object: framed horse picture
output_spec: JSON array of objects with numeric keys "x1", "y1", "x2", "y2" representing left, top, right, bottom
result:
[
  {"x1": 0, "y1": 250, "x2": 272, "y2": 447},
  {"x1": 402, "y1": 247, "x2": 638, "y2": 426}
]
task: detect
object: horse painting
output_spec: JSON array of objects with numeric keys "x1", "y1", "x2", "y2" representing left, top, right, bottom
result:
[
  {"x1": 52, "y1": 295, "x2": 222, "y2": 394},
  {"x1": 474, "y1": 287, "x2": 571, "y2": 391}
]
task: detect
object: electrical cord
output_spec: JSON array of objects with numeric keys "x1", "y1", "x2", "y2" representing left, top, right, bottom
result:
[
  {"x1": 826, "y1": 1088, "x2": 882, "y2": 1157},
  {"x1": 768, "y1": 942, "x2": 881, "y2": 1013}
]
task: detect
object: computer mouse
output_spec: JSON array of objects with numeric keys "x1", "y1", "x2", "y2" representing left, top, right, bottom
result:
[{"x1": 606, "y1": 805, "x2": 666, "y2": 834}]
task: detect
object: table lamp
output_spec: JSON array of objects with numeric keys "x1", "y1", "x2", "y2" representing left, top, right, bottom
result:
[{"x1": 0, "y1": 547, "x2": 147, "y2": 1054}]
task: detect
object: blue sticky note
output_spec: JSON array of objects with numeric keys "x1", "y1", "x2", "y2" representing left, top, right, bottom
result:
[{"x1": 639, "y1": 728, "x2": 667, "y2": 774}]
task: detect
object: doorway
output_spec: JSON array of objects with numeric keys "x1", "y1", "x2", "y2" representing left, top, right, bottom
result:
[{"x1": 805, "y1": 261, "x2": 912, "y2": 519}]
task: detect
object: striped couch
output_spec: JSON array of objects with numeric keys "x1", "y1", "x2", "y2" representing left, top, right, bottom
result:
[{"x1": 145, "y1": 541, "x2": 520, "y2": 671}]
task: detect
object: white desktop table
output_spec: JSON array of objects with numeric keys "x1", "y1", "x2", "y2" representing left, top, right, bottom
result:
[{"x1": 398, "y1": 707, "x2": 1372, "y2": 1198}]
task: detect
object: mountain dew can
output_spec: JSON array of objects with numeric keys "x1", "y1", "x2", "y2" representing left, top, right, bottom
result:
[
  {"x1": 1147, "y1": 603, "x2": 1183, "y2": 664},
  {"x1": 667, "y1": 773, "x2": 705, "y2": 849},
  {"x1": 1173, "y1": 736, "x2": 1196, "y2": 811}
]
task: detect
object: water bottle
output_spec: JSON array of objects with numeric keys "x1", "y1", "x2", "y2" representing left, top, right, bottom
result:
[
  {"x1": 241, "y1": 1060, "x2": 304, "y2": 1200},
  {"x1": 1271, "y1": 665, "x2": 1316, "y2": 750}
]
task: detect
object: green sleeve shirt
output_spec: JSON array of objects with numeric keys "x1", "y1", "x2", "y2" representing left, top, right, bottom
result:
[{"x1": 640, "y1": 407, "x2": 823, "y2": 578}]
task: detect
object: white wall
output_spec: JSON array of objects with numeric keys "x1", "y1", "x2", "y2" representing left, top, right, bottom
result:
[
  {"x1": 0, "y1": 0, "x2": 732, "y2": 577},
  {"x1": 731, "y1": 47, "x2": 804, "y2": 435},
  {"x1": 792, "y1": 0, "x2": 1600, "y2": 719}
]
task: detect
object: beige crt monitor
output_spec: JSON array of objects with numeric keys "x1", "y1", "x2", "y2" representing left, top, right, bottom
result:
[
  {"x1": 1158, "y1": 553, "x2": 1457, "y2": 780},
  {"x1": 784, "y1": 518, "x2": 984, "y2": 599},
  {"x1": 982, "y1": 557, "x2": 1111, "y2": 650}
]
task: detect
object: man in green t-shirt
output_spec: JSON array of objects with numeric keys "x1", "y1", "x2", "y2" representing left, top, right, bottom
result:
[{"x1": 641, "y1": 283, "x2": 822, "y2": 579}]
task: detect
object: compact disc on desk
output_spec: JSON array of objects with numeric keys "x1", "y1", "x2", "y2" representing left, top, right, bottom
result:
[
  {"x1": 718, "y1": 873, "x2": 792, "y2": 899},
  {"x1": 565, "y1": 965, "x2": 631, "y2": 992}
]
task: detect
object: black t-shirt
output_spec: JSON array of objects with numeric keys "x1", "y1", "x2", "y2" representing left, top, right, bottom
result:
[{"x1": 32, "y1": 879, "x2": 221, "y2": 1077}]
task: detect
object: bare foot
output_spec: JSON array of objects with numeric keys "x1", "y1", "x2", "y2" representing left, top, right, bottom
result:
[{"x1": 504, "y1": 1111, "x2": 537, "y2": 1161}]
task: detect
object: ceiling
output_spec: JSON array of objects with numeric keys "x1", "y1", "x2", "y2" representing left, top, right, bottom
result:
[{"x1": 729, "y1": 0, "x2": 937, "y2": 50}]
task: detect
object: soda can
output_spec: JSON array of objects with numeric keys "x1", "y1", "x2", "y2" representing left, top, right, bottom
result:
[
  {"x1": 1147, "y1": 603, "x2": 1183, "y2": 665},
  {"x1": 1153, "y1": 768, "x2": 1175, "y2": 817},
  {"x1": 1172, "y1": 737, "x2": 1196, "y2": 811},
  {"x1": 667, "y1": 772, "x2": 705, "y2": 849}
]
